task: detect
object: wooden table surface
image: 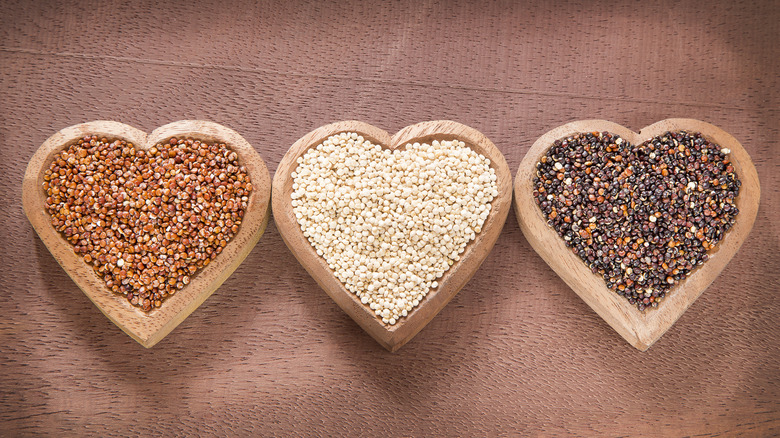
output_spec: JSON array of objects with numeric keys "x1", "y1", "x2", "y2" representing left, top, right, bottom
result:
[{"x1": 2, "y1": 1, "x2": 778, "y2": 436}]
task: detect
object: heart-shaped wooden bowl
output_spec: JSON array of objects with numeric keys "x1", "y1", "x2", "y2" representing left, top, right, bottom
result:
[
  {"x1": 22, "y1": 120, "x2": 271, "y2": 348},
  {"x1": 273, "y1": 121, "x2": 512, "y2": 352},
  {"x1": 514, "y1": 119, "x2": 760, "y2": 351}
]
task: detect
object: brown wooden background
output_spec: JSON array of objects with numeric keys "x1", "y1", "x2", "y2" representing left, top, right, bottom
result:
[{"x1": 1, "y1": 0, "x2": 778, "y2": 436}]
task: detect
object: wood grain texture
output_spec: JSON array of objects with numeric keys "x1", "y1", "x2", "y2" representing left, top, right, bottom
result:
[
  {"x1": 272, "y1": 121, "x2": 512, "y2": 351},
  {"x1": 22, "y1": 120, "x2": 272, "y2": 347},
  {"x1": 1, "y1": 0, "x2": 778, "y2": 436},
  {"x1": 515, "y1": 119, "x2": 760, "y2": 351}
]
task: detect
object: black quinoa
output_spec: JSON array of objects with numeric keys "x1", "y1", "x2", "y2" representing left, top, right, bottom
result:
[{"x1": 533, "y1": 131, "x2": 741, "y2": 311}]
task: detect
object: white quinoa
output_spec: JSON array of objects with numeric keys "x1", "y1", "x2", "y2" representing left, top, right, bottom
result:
[{"x1": 291, "y1": 132, "x2": 498, "y2": 325}]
